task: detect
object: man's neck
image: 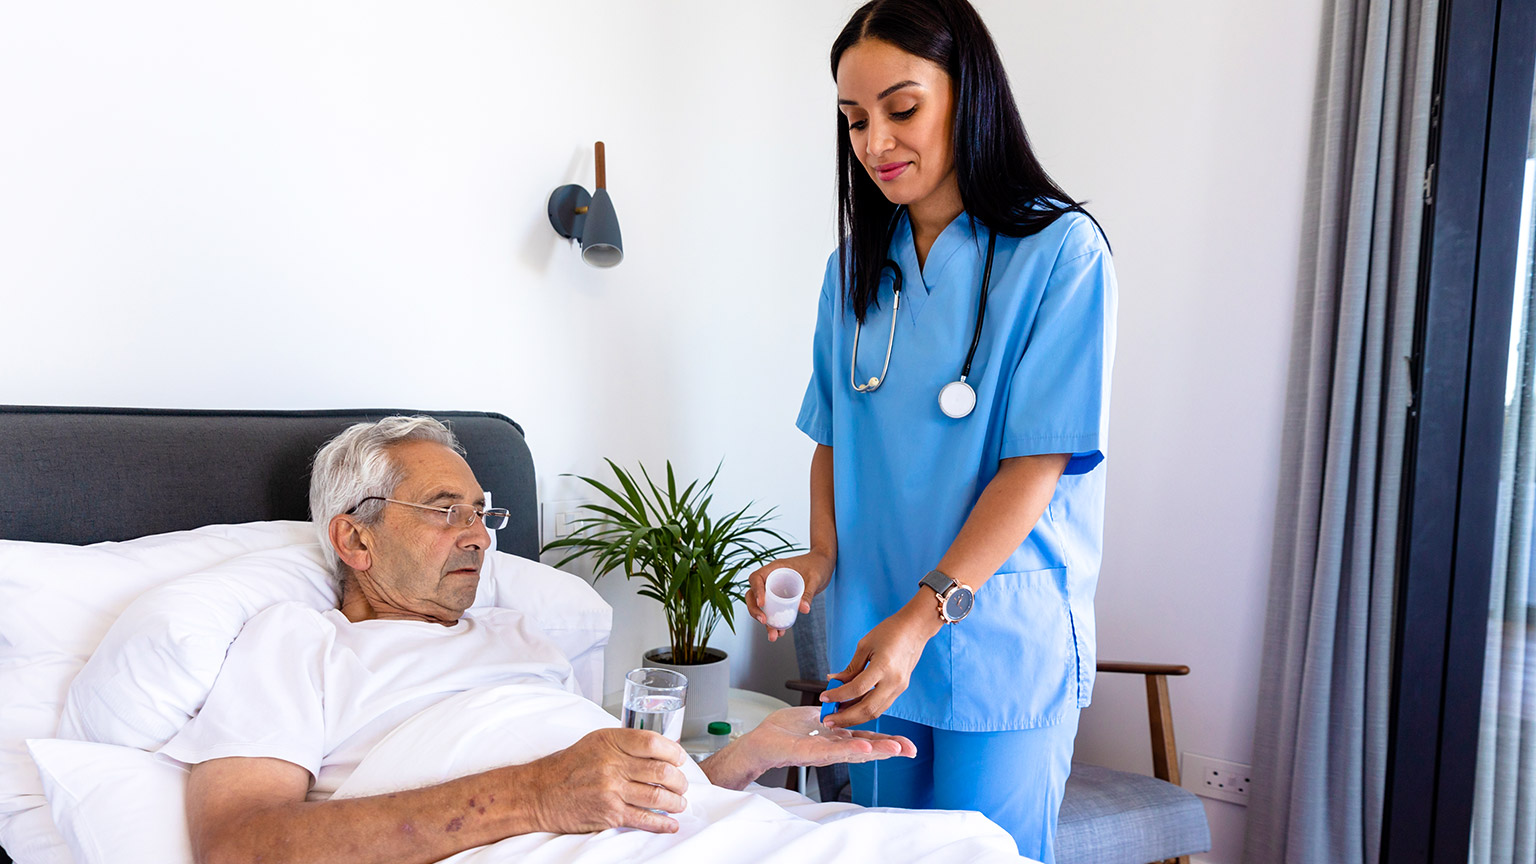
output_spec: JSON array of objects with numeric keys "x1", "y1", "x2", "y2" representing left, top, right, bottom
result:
[
  {"x1": 338, "y1": 578, "x2": 378, "y2": 622},
  {"x1": 337, "y1": 574, "x2": 462, "y2": 626}
]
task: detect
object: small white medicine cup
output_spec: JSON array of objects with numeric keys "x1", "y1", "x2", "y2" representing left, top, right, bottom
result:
[{"x1": 762, "y1": 568, "x2": 805, "y2": 630}]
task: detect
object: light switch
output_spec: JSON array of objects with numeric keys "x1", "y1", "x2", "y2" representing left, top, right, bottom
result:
[{"x1": 541, "y1": 499, "x2": 592, "y2": 546}]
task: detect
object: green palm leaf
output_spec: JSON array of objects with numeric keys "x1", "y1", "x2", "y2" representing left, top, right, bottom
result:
[{"x1": 543, "y1": 460, "x2": 801, "y2": 661}]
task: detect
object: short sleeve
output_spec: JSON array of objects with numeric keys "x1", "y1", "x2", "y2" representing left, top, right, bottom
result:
[
  {"x1": 1001, "y1": 224, "x2": 1117, "y2": 474},
  {"x1": 795, "y1": 252, "x2": 840, "y2": 447},
  {"x1": 159, "y1": 603, "x2": 329, "y2": 782}
]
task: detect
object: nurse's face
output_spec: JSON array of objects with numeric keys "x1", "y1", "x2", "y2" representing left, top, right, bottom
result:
[{"x1": 836, "y1": 39, "x2": 957, "y2": 211}]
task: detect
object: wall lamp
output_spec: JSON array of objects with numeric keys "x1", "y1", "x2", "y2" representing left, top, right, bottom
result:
[{"x1": 547, "y1": 141, "x2": 623, "y2": 268}]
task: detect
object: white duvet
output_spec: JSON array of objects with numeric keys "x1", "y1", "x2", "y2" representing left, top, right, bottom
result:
[{"x1": 334, "y1": 684, "x2": 1032, "y2": 864}]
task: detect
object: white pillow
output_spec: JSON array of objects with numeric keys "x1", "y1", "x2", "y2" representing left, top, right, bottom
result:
[
  {"x1": 0, "y1": 657, "x2": 77, "y2": 862},
  {"x1": 59, "y1": 543, "x2": 337, "y2": 750},
  {"x1": 0, "y1": 802, "x2": 75, "y2": 864},
  {"x1": 0, "y1": 521, "x2": 314, "y2": 659},
  {"x1": 61, "y1": 548, "x2": 611, "y2": 752},
  {"x1": 28, "y1": 738, "x2": 192, "y2": 864},
  {"x1": 472, "y1": 551, "x2": 612, "y2": 700},
  {"x1": 0, "y1": 522, "x2": 312, "y2": 860}
]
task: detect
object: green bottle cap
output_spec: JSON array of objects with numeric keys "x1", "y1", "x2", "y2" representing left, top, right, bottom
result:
[{"x1": 707, "y1": 721, "x2": 732, "y2": 736}]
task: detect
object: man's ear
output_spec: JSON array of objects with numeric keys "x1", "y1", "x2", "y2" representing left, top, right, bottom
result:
[{"x1": 329, "y1": 514, "x2": 372, "y2": 573}]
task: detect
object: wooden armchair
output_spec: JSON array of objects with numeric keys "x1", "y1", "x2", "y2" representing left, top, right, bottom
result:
[{"x1": 785, "y1": 661, "x2": 1210, "y2": 864}]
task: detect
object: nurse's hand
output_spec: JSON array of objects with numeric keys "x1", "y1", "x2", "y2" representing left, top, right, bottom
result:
[
  {"x1": 821, "y1": 601, "x2": 944, "y2": 729},
  {"x1": 746, "y1": 550, "x2": 834, "y2": 642}
]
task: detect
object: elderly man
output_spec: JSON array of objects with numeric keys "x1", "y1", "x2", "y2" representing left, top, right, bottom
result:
[{"x1": 160, "y1": 417, "x2": 914, "y2": 864}]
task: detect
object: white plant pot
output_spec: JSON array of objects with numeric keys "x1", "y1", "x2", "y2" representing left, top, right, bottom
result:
[{"x1": 643, "y1": 646, "x2": 729, "y2": 740}]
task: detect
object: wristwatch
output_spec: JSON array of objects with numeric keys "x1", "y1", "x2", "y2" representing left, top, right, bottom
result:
[{"x1": 919, "y1": 569, "x2": 975, "y2": 624}]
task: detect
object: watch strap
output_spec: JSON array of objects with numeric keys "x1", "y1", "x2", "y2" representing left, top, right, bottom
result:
[{"x1": 920, "y1": 569, "x2": 956, "y2": 596}]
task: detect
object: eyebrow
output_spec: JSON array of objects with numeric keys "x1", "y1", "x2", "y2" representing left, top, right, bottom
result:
[
  {"x1": 421, "y1": 489, "x2": 490, "y2": 509},
  {"x1": 837, "y1": 80, "x2": 922, "y2": 106}
]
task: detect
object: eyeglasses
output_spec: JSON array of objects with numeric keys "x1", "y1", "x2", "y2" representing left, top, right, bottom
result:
[{"x1": 349, "y1": 497, "x2": 511, "y2": 531}]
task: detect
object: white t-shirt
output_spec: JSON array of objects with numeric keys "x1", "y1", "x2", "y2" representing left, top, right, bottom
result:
[{"x1": 160, "y1": 601, "x2": 577, "y2": 799}]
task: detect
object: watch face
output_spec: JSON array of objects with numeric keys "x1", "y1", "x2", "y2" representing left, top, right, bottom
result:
[{"x1": 944, "y1": 587, "x2": 974, "y2": 620}]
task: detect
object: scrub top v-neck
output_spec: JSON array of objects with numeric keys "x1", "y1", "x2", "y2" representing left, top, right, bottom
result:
[{"x1": 796, "y1": 208, "x2": 1117, "y2": 732}]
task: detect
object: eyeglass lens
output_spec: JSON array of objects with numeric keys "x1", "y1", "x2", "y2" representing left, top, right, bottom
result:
[{"x1": 444, "y1": 504, "x2": 510, "y2": 531}]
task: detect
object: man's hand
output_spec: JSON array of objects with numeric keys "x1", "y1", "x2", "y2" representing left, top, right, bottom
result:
[
  {"x1": 699, "y1": 707, "x2": 915, "y2": 790},
  {"x1": 521, "y1": 727, "x2": 691, "y2": 834},
  {"x1": 748, "y1": 706, "x2": 916, "y2": 768}
]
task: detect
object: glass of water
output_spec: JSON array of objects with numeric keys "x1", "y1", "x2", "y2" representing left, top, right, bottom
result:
[{"x1": 622, "y1": 667, "x2": 687, "y2": 741}]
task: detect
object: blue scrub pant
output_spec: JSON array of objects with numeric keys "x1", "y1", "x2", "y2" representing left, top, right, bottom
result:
[{"x1": 847, "y1": 711, "x2": 1079, "y2": 863}]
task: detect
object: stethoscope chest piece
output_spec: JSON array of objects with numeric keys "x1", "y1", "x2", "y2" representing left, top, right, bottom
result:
[{"x1": 938, "y1": 380, "x2": 977, "y2": 419}]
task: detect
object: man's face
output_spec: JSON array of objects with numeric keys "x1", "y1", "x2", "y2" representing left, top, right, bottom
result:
[{"x1": 354, "y1": 439, "x2": 490, "y2": 623}]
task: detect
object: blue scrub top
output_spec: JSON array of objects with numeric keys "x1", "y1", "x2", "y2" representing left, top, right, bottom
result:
[{"x1": 796, "y1": 209, "x2": 1116, "y2": 732}]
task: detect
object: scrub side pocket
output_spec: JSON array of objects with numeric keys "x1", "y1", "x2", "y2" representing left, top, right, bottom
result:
[{"x1": 952, "y1": 567, "x2": 1074, "y2": 729}]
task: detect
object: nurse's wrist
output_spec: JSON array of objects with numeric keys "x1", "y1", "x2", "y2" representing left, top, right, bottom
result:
[{"x1": 900, "y1": 593, "x2": 946, "y2": 639}]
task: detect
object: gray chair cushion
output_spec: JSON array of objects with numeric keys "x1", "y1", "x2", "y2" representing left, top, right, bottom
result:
[{"x1": 1055, "y1": 762, "x2": 1211, "y2": 864}]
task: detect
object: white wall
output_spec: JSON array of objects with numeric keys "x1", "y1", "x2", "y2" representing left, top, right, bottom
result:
[{"x1": 0, "y1": 2, "x2": 1324, "y2": 860}]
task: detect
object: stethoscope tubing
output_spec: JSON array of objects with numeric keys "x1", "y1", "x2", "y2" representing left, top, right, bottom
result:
[
  {"x1": 849, "y1": 207, "x2": 996, "y2": 414},
  {"x1": 850, "y1": 272, "x2": 901, "y2": 393},
  {"x1": 959, "y1": 229, "x2": 997, "y2": 383}
]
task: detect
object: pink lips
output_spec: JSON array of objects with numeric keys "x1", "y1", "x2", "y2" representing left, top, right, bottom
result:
[{"x1": 877, "y1": 162, "x2": 909, "y2": 182}]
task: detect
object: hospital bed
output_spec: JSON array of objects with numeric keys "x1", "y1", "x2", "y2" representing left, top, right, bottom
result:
[
  {"x1": 0, "y1": 405, "x2": 1041, "y2": 864},
  {"x1": 0, "y1": 406, "x2": 540, "y2": 864}
]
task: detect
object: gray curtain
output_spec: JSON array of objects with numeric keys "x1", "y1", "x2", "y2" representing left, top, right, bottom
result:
[
  {"x1": 1242, "y1": 0, "x2": 1437, "y2": 861},
  {"x1": 1470, "y1": 121, "x2": 1536, "y2": 864}
]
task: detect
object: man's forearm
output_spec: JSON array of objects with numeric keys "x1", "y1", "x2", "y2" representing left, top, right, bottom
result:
[
  {"x1": 192, "y1": 763, "x2": 540, "y2": 864},
  {"x1": 192, "y1": 727, "x2": 688, "y2": 864}
]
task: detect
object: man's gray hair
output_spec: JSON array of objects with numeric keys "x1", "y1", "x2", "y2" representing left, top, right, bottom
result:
[{"x1": 309, "y1": 416, "x2": 463, "y2": 578}]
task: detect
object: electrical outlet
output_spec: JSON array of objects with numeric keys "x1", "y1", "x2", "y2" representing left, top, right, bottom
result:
[{"x1": 1181, "y1": 752, "x2": 1252, "y2": 806}]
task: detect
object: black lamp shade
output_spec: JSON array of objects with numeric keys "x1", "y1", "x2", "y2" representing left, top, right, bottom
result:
[{"x1": 580, "y1": 188, "x2": 623, "y2": 268}]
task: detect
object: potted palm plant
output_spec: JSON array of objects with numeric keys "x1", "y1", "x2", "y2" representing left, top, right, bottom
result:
[{"x1": 543, "y1": 460, "x2": 798, "y2": 738}]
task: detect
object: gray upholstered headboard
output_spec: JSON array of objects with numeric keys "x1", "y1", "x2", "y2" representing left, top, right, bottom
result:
[{"x1": 0, "y1": 406, "x2": 540, "y2": 556}]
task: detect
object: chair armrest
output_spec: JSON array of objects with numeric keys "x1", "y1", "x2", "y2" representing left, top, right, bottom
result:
[
  {"x1": 1095, "y1": 660, "x2": 1189, "y2": 786},
  {"x1": 1097, "y1": 660, "x2": 1190, "y2": 676},
  {"x1": 786, "y1": 678, "x2": 827, "y2": 707}
]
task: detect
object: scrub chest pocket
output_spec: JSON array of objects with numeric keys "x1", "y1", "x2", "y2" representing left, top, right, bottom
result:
[{"x1": 952, "y1": 567, "x2": 1078, "y2": 729}]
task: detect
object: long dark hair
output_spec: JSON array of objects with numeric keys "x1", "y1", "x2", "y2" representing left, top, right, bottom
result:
[{"x1": 832, "y1": 0, "x2": 1097, "y2": 322}]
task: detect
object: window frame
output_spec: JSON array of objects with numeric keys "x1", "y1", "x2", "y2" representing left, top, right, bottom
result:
[{"x1": 1383, "y1": 0, "x2": 1536, "y2": 860}]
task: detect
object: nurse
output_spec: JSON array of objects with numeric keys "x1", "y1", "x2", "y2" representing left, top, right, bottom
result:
[{"x1": 746, "y1": 1, "x2": 1116, "y2": 861}]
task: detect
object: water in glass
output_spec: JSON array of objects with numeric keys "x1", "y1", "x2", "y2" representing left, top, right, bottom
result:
[{"x1": 622, "y1": 694, "x2": 685, "y2": 741}]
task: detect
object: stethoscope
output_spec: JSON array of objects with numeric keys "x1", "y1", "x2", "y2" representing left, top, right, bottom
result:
[{"x1": 850, "y1": 208, "x2": 997, "y2": 419}]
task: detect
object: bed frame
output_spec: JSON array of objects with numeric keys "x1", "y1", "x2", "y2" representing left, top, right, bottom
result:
[{"x1": 0, "y1": 405, "x2": 542, "y2": 864}]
